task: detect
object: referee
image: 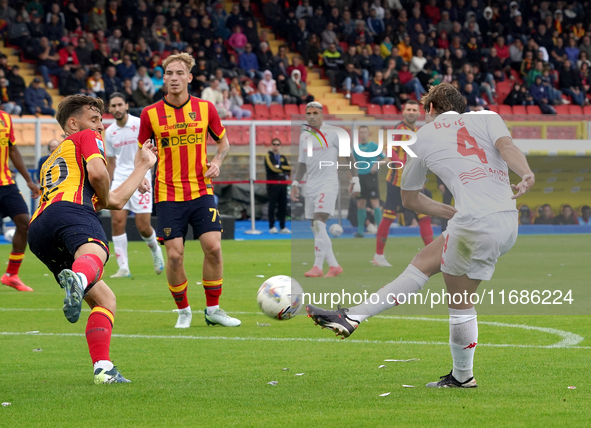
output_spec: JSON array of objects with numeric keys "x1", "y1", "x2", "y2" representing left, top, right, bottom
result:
[
  {"x1": 354, "y1": 125, "x2": 386, "y2": 238},
  {"x1": 265, "y1": 138, "x2": 292, "y2": 234}
]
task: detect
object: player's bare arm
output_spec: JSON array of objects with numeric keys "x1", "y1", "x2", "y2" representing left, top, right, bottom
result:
[
  {"x1": 495, "y1": 136, "x2": 535, "y2": 199},
  {"x1": 87, "y1": 157, "x2": 111, "y2": 208},
  {"x1": 401, "y1": 189, "x2": 457, "y2": 219},
  {"x1": 348, "y1": 154, "x2": 360, "y2": 196},
  {"x1": 134, "y1": 139, "x2": 158, "y2": 193},
  {"x1": 205, "y1": 133, "x2": 229, "y2": 178},
  {"x1": 97, "y1": 143, "x2": 157, "y2": 211},
  {"x1": 291, "y1": 162, "x2": 307, "y2": 202},
  {"x1": 106, "y1": 156, "x2": 116, "y2": 181},
  {"x1": 9, "y1": 146, "x2": 40, "y2": 198}
]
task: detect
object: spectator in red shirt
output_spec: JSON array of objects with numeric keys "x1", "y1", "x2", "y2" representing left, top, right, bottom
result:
[
  {"x1": 494, "y1": 36, "x2": 510, "y2": 65},
  {"x1": 287, "y1": 56, "x2": 307, "y2": 83},
  {"x1": 58, "y1": 43, "x2": 80, "y2": 69},
  {"x1": 424, "y1": 0, "x2": 441, "y2": 25}
]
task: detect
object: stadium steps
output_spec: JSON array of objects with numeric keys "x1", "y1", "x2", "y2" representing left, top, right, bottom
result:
[{"x1": 256, "y1": 22, "x2": 364, "y2": 117}]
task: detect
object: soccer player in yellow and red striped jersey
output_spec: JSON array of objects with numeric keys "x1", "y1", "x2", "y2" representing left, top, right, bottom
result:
[
  {"x1": 28, "y1": 95, "x2": 157, "y2": 383},
  {"x1": 137, "y1": 53, "x2": 240, "y2": 329},
  {"x1": 0, "y1": 110, "x2": 40, "y2": 292},
  {"x1": 373, "y1": 100, "x2": 434, "y2": 267}
]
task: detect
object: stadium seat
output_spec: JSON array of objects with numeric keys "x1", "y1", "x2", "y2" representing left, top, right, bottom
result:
[
  {"x1": 242, "y1": 104, "x2": 254, "y2": 117},
  {"x1": 568, "y1": 105, "x2": 583, "y2": 115},
  {"x1": 488, "y1": 105, "x2": 500, "y2": 113},
  {"x1": 583, "y1": 105, "x2": 591, "y2": 115},
  {"x1": 254, "y1": 105, "x2": 270, "y2": 119},
  {"x1": 284, "y1": 104, "x2": 299, "y2": 118},
  {"x1": 498, "y1": 105, "x2": 513, "y2": 115},
  {"x1": 512, "y1": 105, "x2": 527, "y2": 115},
  {"x1": 350, "y1": 93, "x2": 368, "y2": 107},
  {"x1": 554, "y1": 105, "x2": 569, "y2": 115},
  {"x1": 299, "y1": 104, "x2": 307, "y2": 114},
  {"x1": 526, "y1": 105, "x2": 542, "y2": 115},
  {"x1": 269, "y1": 104, "x2": 286, "y2": 120},
  {"x1": 382, "y1": 104, "x2": 399, "y2": 115},
  {"x1": 367, "y1": 104, "x2": 382, "y2": 115}
]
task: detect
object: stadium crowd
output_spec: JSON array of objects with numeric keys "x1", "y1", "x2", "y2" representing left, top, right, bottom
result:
[{"x1": 1, "y1": 0, "x2": 591, "y2": 116}]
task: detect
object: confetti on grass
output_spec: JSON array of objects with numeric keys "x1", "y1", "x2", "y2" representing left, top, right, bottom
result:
[
  {"x1": 378, "y1": 392, "x2": 391, "y2": 397},
  {"x1": 267, "y1": 381, "x2": 278, "y2": 386}
]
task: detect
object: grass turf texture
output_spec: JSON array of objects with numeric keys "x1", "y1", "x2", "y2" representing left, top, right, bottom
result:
[{"x1": 0, "y1": 236, "x2": 589, "y2": 427}]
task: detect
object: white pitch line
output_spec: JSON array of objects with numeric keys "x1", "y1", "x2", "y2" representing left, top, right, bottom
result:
[
  {"x1": 0, "y1": 307, "x2": 585, "y2": 349},
  {"x1": 0, "y1": 331, "x2": 589, "y2": 349}
]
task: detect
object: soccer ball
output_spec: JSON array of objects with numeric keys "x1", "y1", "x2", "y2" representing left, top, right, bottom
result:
[
  {"x1": 3, "y1": 228, "x2": 15, "y2": 243},
  {"x1": 329, "y1": 223, "x2": 343, "y2": 237},
  {"x1": 257, "y1": 275, "x2": 304, "y2": 320}
]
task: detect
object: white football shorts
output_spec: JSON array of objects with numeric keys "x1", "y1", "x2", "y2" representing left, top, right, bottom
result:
[
  {"x1": 441, "y1": 210, "x2": 518, "y2": 281},
  {"x1": 111, "y1": 180, "x2": 153, "y2": 214},
  {"x1": 305, "y1": 191, "x2": 337, "y2": 219}
]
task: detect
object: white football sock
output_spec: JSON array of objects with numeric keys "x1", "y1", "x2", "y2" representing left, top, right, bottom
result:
[
  {"x1": 206, "y1": 305, "x2": 218, "y2": 313},
  {"x1": 348, "y1": 264, "x2": 429, "y2": 322},
  {"x1": 314, "y1": 220, "x2": 338, "y2": 268},
  {"x1": 313, "y1": 220, "x2": 326, "y2": 269},
  {"x1": 76, "y1": 273, "x2": 89, "y2": 290},
  {"x1": 112, "y1": 233, "x2": 129, "y2": 271},
  {"x1": 449, "y1": 307, "x2": 478, "y2": 383},
  {"x1": 94, "y1": 360, "x2": 114, "y2": 372},
  {"x1": 141, "y1": 230, "x2": 159, "y2": 253}
]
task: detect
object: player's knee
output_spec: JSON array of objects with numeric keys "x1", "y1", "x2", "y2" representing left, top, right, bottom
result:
[
  {"x1": 14, "y1": 216, "x2": 29, "y2": 231},
  {"x1": 203, "y1": 241, "x2": 222, "y2": 261},
  {"x1": 167, "y1": 250, "x2": 184, "y2": 267},
  {"x1": 410, "y1": 252, "x2": 439, "y2": 277}
]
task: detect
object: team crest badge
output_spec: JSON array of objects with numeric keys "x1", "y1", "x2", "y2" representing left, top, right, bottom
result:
[
  {"x1": 189, "y1": 112, "x2": 197, "y2": 120},
  {"x1": 0, "y1": 118, "x2": 5, "y2": 128},
  {"x1": 164, "y1": 228, "x2": 171, "y2": 237}
]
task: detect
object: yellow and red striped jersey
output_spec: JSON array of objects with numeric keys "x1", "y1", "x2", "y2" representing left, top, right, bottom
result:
[
  {"x1": 138, "y1": 96, "x2": 225, "y2": 203},
  {"x1": 32, "y1": 129, "x2": 106, "y2": 221},
  {"x1": 0, "y1": 111, "x2": 16, "y2": 186},
  {"x1": 386, "y1": 121, "x2": 418, "y2": 187}
]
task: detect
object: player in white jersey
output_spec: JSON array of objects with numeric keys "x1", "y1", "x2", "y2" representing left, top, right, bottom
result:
[
  {"x1": 291, "y1": 101, "x2": 360, "y2": 277},
  {"x1": 105, "y1": 93, "x2": 164, "y2": 278},
  {"x1": 307, "y1": 84, "x2": 535, "y2": 388}
]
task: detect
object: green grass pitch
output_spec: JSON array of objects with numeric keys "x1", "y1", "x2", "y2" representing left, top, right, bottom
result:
[{"x1": 0, "y1": 235, "x2": 589, "y2": 427}]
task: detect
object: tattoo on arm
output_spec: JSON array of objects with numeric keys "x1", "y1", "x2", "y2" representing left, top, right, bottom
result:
[{"x1": 212, "y1": 135, "x2": 230, "y2": 165}]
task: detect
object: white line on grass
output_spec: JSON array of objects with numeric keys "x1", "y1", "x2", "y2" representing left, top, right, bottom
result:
[
  {"x1": 0, "y1": 307, "x2": 585, "y2": 348},
  {"x1": 0, "y1": 331, "x2": 589, "y2": 349}
]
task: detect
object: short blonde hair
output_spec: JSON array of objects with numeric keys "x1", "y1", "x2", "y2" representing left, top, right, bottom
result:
[{"x1": 162, "y1": 52, "x2": 195, "y2": 73}]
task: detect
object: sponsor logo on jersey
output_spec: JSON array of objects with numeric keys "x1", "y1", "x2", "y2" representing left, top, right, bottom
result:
[{"x1": 95, "y1": 138, "x2": 105, "y2": 154}]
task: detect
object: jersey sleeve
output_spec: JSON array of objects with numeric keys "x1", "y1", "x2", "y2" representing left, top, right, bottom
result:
[
  {"x1": 401, "y1": 155, "x2": 428, "y2": 191},
  {"x1": 138, "y1": 108, "x2": 154, "y2": 147},
  {"x1": 79, "y1": 129, "x2": 106, "y2": 164},
  {"x1": 104, "y1": 125, "x2": 115, "y2": 157},
  {"x1": 298, "y1": 132, "x2": 306, "y2": 163},
  {"x1": 207, "y1": 101, "x2": 226, "y2": 141},
  {"x1": 485, "y1": 112, "x2": 512, "y2": 145}
]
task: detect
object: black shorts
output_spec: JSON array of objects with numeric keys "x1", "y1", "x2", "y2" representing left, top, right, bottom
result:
[
  {"x1": 0, "y1": 184, "x2": 29, "y2": 219},
  {"x1": 384, "y1": 182, "x2": 403, "y2": 215},
  {"x1": 155, "y1": 195, "x2": 222, "y2": 242},
  {"x1": 28, "y1": 202, "x2": 109, "y2": 283},
  {"x1": 359, "y1": 173, "x2": 380, "y2": 200}
]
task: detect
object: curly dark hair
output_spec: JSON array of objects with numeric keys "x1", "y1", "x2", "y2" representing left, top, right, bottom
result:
[
  {"x1": 56, "y1": 95, "x2": 105, "y2": 131},
  {"x1": 421, "y1": 83, "x2": 466, "y2": 115}
]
